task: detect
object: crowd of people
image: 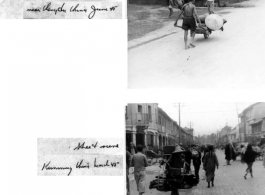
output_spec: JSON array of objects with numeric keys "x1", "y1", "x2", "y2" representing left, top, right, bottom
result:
[{"x1": 126, "y1": 142, "x2": 265, "y2": 195}]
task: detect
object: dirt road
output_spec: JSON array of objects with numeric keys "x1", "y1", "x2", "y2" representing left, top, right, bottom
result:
[{"x1": 128, "y1": 0, "x2": 265, "y2": 88}]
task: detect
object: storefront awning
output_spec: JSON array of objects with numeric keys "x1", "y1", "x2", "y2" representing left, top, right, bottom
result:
[
  {"x1": 147, "y1": 131, "x2": 154, "y2": 135},
  {"x1": 249, "y1": 119, "x2": 263, "y2": 126}
]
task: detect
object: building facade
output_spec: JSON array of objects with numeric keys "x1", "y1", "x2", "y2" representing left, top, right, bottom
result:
[
  {"x1": 125, "y1": 103, "x2": 194, "y2": 152},
  {"x1": 239, "y1": 102, "x2": 265, "y2": 144},
  {"x1": 217, "y1": 126, "x2": 232, "y2": 146}
]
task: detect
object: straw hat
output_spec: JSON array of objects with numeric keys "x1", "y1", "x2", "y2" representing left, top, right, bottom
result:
[{"x1": 173, "y1": 144, "x2": 186, "y2": 153}]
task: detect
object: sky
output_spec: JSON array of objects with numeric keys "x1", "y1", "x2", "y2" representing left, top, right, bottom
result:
[{"x1": 158, "y1": 102, "x2": 255, "y2": 136}]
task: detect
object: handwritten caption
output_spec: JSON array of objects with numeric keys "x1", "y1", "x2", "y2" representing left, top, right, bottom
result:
[
  {"x1": 26, "y1": 2, "x2": 119, "y2": 19},
  {"x1": 42, "y1": 158, "x2": 120, "y2": 176},
  {"x1": 38, "y1": 139, "x2": 123, "y2": 176}
]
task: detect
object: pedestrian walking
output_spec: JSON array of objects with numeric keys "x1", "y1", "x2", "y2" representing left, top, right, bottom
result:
[
  {"x1": 240, "y1": 145, "x2": 246, "y2": 163},
  {"x1": 225, "y1": 144, "x2": 232, "y2": 165},
  {"x1": 203, "y1": 145, "x2": 219, "y2": 188},
  {"x1": 131, "y1": 145, "x2": 148, "y2": 195},
  {"x1": 185, "y1": 146, "x2": 192, "y2": 173},
  {"x1": 126, "y1": 150, "x2": 132, "y2": 195},
  {"x1": 130, "y1": 142, "x2": 137, "y2": 155},
  {"x1": 168, "y1": 0, "x2": 183, "y2": 18},
  {"x1": 205, "y1": 0, "x2": 214, "y2": 14},
  {"x1": 262, "y1": 147, "x2": 265, "y2": 168},
  {"x1": 232, "y1": 147, "x2": 236, "y2": 161},
  {"x1": 243, "y1": 144, "x2": 259, "y2": 179},
  {"x1": 192, "y1": 146, "x2": 202, "y2": 182},
  {"x1": 174, "y1": 0, "x2": 202, "y2": 50},
  {"x1": 201, "y1": 145, "x2": 209, "y2": 180}
]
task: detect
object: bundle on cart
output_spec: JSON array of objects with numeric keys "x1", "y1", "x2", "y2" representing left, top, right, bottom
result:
[{"x1": 149, "y1": 145, "x2": 198, "y2": 195}]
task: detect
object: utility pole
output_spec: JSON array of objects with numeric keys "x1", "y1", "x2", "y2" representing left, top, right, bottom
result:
[
  {"x1": 178, "y1": 103, "x2": 181, "y2": 145},
  {"x1": 173, "y1": 103, "x2": 185, "y2": 145},
  {"x1": 187, "y1": 122, "x2": 193, "y2": 129},
  {"x1": 236, "y1": 103, "x2": 241, "y2": 142},
  {"x1": 179, "y1": 103, "x2": 181, "y2": 127}
]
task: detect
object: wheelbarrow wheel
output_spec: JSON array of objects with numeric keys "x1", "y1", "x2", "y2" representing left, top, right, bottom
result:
[{"x1": 204, "y1": 33, "x2": 209, "y2": 39}]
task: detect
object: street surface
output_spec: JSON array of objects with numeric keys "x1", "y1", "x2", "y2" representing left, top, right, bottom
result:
[
  {"x1": 129, "y1": 149, "x2": 265, "y2": 195},
  {"x1": 128, "y1": 0, "x2": 265, "y2": 88}
]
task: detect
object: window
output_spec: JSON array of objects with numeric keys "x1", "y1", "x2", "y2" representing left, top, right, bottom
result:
[
  {"x1": 252, "y1": 122, "x2": 262, "y2": 134},
  {"x1": 148, "y1": 106, "x2": 152, "y2": 121},
  {"x1": 159, "y1": 116, "x2": 161, "y2": 125},
  {"x1": 138, "y1": 105, "x2": 142, "y2": 113}
]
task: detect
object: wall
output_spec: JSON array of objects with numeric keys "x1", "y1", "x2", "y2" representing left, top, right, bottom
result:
[{"x1": 126, "y1": 103, "x2": 158, "y2": 130}]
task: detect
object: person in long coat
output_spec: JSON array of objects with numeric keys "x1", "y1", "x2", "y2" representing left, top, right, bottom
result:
[
  {"x1": 203, "y1": 145, "x2": 219, "y2": 188},
  {"x1": 263, "y1": 147, "x2": 265, "y2": 168},
  {"x1": 243, "y1": 144, "x2": 259, "y2": 179},
  {"x1": 201, "y1": 145, "x2": 209, "y2": 180},
  {"x1": 185, "y1": 147, "x2": 192, "y2": 173},
  {"x1": 225, "y1": 144, "x2": 232, "y2": 165},
  {"x1": 192, "y1": 146, "x2": 202, "y2": 182}
]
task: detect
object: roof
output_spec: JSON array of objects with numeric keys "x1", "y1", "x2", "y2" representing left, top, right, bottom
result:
[
  {"x1": 239, "y1": 102, "x2": 262, "y2": 116},
  {"x1": 158, "y1": 107, "x2": 173, "y2": 121}
]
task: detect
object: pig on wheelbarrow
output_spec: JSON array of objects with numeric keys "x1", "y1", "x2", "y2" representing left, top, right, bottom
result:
[
  {"x1": 197, "y1": 14, "x2": 227, "y2": 39},
  {"x1": 176, "y1": 14, "x2": 227, "y2": 39}
]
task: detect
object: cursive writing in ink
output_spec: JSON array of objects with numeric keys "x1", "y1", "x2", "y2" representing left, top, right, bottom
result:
[
  {"x1": 27, "y1": 8, "x2": 41, "y2": 12},
  {"x1": 70, "y1": 4, "x2": 87, "y2": 13},
  {"x1": 88, "y1": 5, "x2": 108, "y2": 19},
  {"x1": 73, "y1": 142, "x2": 98, "y2": 150},
  {"x1": 42, "y1": 161, "x2": 72, "y2": 176},
  {"x1": 76, "y1": 160, "x2": 90, "y2": 169},
  {"x1": 43, "y1": 2, "x2": 66, "y2": 15},
  {"x1": 100, "y1": 144, "x2": 119, "y2": 148},
  {"x1": 94, "y1": 158, "x2": 109, "y2": 167},
  {"x1": 94, "y1": 158, "x2": 119, "y2": 168},
  {"x1": 110, "y1": 6, "x2": 118, "y2": 11}
]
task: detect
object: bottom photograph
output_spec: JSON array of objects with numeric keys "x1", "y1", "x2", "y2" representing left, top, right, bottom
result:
[{"x1": 125, "y1": 103, "x2": 265, "y2": 195}]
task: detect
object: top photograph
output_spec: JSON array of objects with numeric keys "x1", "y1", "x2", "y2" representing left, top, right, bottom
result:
[{"x1": 128, "y1": 0, "x2": 265, "y2": 89}]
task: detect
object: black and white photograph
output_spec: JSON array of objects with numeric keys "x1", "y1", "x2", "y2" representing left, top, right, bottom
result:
[
  {"x1": 3, "y1": 1, "x2": 265, "y2": 195},
  {"x1": 126, "y1": 102, "x2": 265, "y2": 195},
  {"x1": 128, "y1": 0, "x2": 265, "y2": 88}
]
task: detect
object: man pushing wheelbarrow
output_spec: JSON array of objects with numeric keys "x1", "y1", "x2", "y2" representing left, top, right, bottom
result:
[
  {"x1": 174, "y1": 0, "x2": 202, "y2": 50},
  {"x1": 174, "y1": 0, "x2": 227, "y2": 50}
]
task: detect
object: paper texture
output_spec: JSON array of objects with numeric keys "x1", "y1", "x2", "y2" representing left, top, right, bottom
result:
[
  {"x1": 0, "y1": 0, "x2": 122, "y2": 19},
  {"x1": 38, "y1": 138, "x2": 123, "y2": 176}
]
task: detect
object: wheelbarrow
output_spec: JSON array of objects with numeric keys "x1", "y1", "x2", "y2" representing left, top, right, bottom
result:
[{"x1": 175, "y1": 19, "x2": 227, "y2": 39}]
